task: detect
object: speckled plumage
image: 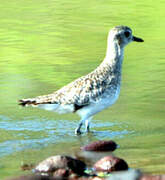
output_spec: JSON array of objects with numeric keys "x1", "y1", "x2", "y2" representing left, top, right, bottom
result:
[
  {"x1": 19, "y1": 26, "x2": 143, "y2": 134},
  {"x1": 22, "y1": 61, "x2": 119, "y2": 106}
]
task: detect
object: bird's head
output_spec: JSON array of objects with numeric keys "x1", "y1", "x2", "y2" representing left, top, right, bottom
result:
[{"x1": 108, "y1": 26, "x2": 144, "y2": 47}]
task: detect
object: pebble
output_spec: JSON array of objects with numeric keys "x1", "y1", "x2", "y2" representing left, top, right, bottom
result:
[{"x1": 94, "y1": 155, "x2": 128, "y2": 172}]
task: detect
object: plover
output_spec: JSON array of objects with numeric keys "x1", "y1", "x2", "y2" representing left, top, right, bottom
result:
[{"x1": 19, "y1": 26, "x2": 143, "y2": 134}]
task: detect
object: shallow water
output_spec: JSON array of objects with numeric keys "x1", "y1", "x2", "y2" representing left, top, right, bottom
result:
[
  {"x1": 0, "y1": 115, "x2": 129, "y2": 158},
  {"x1": 0, "y1": 0, "x2": 165, "y2": 179}
]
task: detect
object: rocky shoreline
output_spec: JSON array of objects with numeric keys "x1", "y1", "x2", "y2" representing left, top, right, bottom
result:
[{"x1": 7, "y1": 140, "x2": 165, "y2": 180}]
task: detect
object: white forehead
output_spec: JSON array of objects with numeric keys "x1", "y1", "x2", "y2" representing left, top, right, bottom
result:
[{"x1": 110, "y1": 26, "x2": 132, "y2": 35}]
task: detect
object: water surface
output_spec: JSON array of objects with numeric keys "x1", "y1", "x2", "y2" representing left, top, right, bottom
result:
[{"x1": 0, "y1": 0, "x2": 165, "y2": 179}]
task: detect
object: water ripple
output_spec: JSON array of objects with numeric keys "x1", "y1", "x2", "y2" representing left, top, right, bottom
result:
[{"x1": 0, "y1": 115, "x2": 131, "y2": 157}]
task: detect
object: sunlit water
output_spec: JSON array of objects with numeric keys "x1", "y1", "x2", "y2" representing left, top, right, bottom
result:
[
  {"x1": 0, "y1": 115, "x2": 129, "y2": 157},
  {"x1": 0, "y1": 0, "x2": 165, "y2": 179}
]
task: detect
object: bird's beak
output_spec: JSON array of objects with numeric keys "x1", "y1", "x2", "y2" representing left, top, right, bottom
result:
[{"x1": 132, "y1": 36, "x2": 144, "y2": 42}]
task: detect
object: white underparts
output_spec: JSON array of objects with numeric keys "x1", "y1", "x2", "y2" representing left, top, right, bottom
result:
[
  {"x1": 77, "y1": 86, "x2": 120, "y2": 119},
  {"x1": 38, "y1": 104, "x2": 74, "y2": 114}
]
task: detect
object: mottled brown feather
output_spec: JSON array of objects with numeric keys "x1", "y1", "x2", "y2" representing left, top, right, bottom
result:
[{"x1": 19, "y1": 60, "x2": 119, "y2": 107}]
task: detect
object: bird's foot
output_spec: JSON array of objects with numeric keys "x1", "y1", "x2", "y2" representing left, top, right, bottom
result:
[{"x1": 75, "y1": 128, "x2": 82, "y2": 135}]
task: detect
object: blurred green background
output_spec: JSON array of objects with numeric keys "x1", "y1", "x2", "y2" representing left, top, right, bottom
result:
[{"x1": 0, "y1": 0, "x2": 165, "y2": 179}]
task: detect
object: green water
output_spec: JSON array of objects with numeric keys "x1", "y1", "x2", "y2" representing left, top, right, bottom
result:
[{"x1": 0, "y1": 0, "x2": 165, "y2": 179}]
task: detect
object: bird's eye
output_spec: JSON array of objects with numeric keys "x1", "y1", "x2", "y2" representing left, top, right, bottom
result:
[{"x1": 124, "y1": 31, "x2": 130, "y2": 38}]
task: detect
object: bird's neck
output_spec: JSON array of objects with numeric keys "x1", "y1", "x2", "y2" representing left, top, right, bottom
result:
[{"x1": 101, "y1": 40, "x2": 124, "y2": 74}]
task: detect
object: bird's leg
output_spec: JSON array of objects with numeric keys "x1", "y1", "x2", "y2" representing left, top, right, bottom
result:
[
  {"x1": 85, "y1": 116, "x2": 93, "y2": 133},
  {"x1": 75, "y1": 121, "x2": 83, "y2": 135},
  {"x1": 75, "y1": 116, "x2": 93, "y2": 135},
  {"x1": 85, "y1": 120, "x2": 90, "y2": 133}
]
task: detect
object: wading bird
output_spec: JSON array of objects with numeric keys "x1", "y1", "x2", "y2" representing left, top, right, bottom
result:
[{"x1": 19, "y1": 26, "x2": 143, "y2": 134}]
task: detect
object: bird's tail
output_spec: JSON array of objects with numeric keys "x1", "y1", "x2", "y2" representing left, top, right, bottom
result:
[
  {"x1": 19, "y1": 93, "x2": 54, "y2": 107},
  {"x1": 19, "y1": 97, "x2": 75, "y2": 114},
  {"x1": 19, "y1": 98, "x2": 39, "y2": 107}
]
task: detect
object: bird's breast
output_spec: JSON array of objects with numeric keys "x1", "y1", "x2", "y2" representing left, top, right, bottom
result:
[
  {"x1": 77, "y1": 85, "x2": 120, "y2": 118},
  {"x1": 101, "y1": 85, "x2": 120, "y2": 106}
]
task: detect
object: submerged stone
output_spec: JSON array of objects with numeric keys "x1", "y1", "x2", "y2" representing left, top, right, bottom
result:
[
  {"x1": 21, "y1": 163, "x2": 34, "y2": 171},
  {"x1": 81, "y1": 140, "x2": 117, "y2": 152}
]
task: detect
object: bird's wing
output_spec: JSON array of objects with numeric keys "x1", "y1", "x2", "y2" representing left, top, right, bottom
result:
[
  {"x1": 19, "y1": 69, "x2": 113, "y2": 108},
  {"x1": 52, "y1": 75, "x2": 107, "y2": 105}
]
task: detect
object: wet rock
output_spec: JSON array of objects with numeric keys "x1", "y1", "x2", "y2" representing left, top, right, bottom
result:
[
  {"x1": 81, "y1": 140, "x2": 117, "y2": 152},
  {"x1": 93, "y1": 156, "x2": 128, "y2": 172},
  {"x1": 35, "y1": 155, "x2": 86, "y2": 175},
  {"x1": 52, "y1": 168, "x2": 81, "y2": 179},
  {"x1": 52, "y1": 168, "x2": 70, "y2": 178},
  {"x1": 91, "y1": 178, "x2": 104, "y2": 180},
  {"x1": 7, "y1": 174, "x2": 55, "y2": 180},
  {"x1": 21, "y1": 163, "x2": 34, "y2": 171},
  {"x1": 53, "y1": 170, "x2": 98, "y2": 180},
  {"x1": 8, "y1": 173, "x2": 91, "y2": 180},
  {"x1": 140, "y1": 175, "x2": 165, "y2": 180}
]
